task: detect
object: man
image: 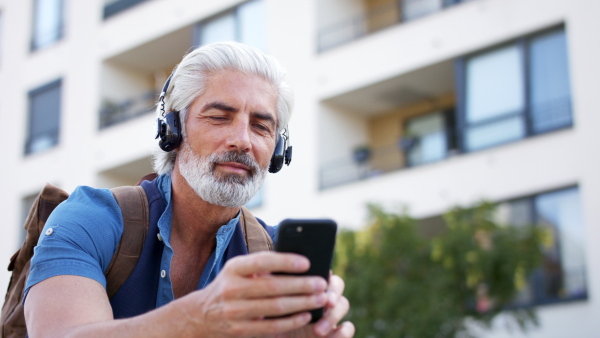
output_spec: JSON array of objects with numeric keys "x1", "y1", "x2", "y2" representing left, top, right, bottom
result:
[{"x1": 23, "y1": 42, "x2": 354, "y2": 337}]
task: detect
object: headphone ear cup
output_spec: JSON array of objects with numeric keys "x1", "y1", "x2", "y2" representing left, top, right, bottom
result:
[
  {"x1": 158, "y1": 111, "x2": 182, "y2": 152},
  {"x1": 269, "y1": 136, "x2": 285, "y2": 173}
]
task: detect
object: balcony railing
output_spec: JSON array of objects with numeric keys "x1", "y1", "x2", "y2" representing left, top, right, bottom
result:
[
  {"x1": 103, "y1": 0, "x2": 153, "y2": 19},
  {"x1": 319, "y1": 128, "x2": 456, "y2": 189},
  {"x1": 99, "y1": 90, "x2": 157, "y2": 129},
  {"x1": 317, "y1": 0, "x2": 473, "y2": 52},
  {"x1": 320, "y1": 142, "x2": 408, "y2": 189}
]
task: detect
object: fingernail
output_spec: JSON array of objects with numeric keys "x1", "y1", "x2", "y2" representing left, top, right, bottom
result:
[{"x1": 315, "y1": 320, "x2": 330, "y2": 336}]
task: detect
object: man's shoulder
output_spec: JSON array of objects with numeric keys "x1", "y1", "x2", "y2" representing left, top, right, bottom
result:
[{"x1": 50, "y1": 185, "x2": 121, "y2": 222}]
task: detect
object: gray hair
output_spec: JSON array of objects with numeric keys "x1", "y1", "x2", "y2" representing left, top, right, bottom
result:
[{"x1": 152, "y1": 41, "x2": 294, "y2": 175}]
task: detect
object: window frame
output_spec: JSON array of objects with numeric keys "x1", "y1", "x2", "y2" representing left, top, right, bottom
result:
[
  {"x1": 25, "y1": 78, "x2": 63, "y2": 155},
  {"x1": 455, "y1": 25, "x2": 572, "y2": 153}
]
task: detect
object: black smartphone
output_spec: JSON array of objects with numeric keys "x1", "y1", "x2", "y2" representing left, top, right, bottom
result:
[{"x1": 275, "y1": 218, "x2": 337, "y2": 323}]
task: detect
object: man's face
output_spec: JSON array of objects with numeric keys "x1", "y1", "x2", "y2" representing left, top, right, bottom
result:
[{"x1": 176, "y1": 69, "x2": 278, "y2": 207}]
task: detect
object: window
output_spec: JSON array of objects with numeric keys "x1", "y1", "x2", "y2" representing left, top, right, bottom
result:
[
  {"x1": 402, "y1": 0, "x2": 444, "y2": 21},
  {"x1": 193, "y1": 0, "x2": 266, "y2": 51},
  {"x1": 402, "y1": 0, "x2": 472, "y2": 22},
  {"x1": 103, "y1": 0, "x2": 151, "y2": 19},
  {"x1": 20, "y1": 194, "x2": 38, "y2": 244},
  {"x1": 25, "y1": 79, "x2": 62, "y2": 155},
  {"x1": 32, "y1": 0, "x2": 64, "y2": 50},
  {"x1": 459, "y1": 28, "x2": 572, "y2": 151},
  {"x1": 403, "y1": 110, "x2": 455, "y2": 167},
  {"x1": 498, "y1": 187, "x2": 586, "y2": 305}
]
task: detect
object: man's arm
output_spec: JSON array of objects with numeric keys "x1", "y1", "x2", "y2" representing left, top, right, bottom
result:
[{"x1": 25, "y1": 252, "x2": 335, "y2": 337}]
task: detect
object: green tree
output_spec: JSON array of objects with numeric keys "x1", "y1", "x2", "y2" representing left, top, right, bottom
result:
[{"x1": 334, "y1": 202, "x2": 549, "y2": 337}]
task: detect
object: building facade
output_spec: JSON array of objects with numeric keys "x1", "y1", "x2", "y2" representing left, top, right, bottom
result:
[{"x1": 1, "y1": 0, "x2": 599, "y2": 336}]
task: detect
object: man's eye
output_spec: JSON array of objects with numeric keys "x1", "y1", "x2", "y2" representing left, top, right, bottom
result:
[
  {"x1": 254, "y1": 124, "x2": 271, "y2": 132},
  {"x1": 209, "y1": 116, "x2": 228, "y2": 121}
]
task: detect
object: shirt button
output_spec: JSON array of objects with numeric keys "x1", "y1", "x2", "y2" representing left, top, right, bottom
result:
[
  {"x1": 161, "y1": 270, "x2": 167, "y2": 278},
  {"x1": 157, "y1": 233, "x2": 163, "y2": 242},
  {"x1": 45, "y1": 228, "x2": 53, "y2": 236}
]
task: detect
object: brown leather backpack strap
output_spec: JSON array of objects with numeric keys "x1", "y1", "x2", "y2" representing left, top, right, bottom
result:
[
  {"x1": 105, "y1": 186, "x2": 149, "y2": 299},
  {"x1": 240, "y1": 206, "x2": 273, "y2": 253}
]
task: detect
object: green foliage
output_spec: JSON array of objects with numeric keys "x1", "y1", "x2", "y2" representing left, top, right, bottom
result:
[{"x1": 334, "y1": 202, "x2": 547, "y2": 337}]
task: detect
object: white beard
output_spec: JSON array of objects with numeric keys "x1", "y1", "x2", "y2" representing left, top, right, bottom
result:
[{"x1": 178, "y1": 142, "x2": 267, "y2": 207}]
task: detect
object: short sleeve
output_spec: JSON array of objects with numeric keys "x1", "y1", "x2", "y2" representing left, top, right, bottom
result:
[{"x1": 24, "y1": 186, "x2": 124, "y2": 299}]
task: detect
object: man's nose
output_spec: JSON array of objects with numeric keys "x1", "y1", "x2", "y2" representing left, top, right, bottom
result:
[{"x1": 226, "y1": 119, "x2": 251, "y2": 153}]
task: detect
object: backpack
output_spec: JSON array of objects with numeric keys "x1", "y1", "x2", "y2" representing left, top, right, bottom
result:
[{"x1": 1, "y1": 181, "x2": 272, "y2": 338}]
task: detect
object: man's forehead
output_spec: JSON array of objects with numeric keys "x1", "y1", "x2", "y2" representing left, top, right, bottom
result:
[{"x1": 199, "y1": 71, "x2": 278, "y2": 114}]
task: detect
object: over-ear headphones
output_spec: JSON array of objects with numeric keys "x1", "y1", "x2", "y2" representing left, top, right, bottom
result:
[
  {"x1": 155, "y1": 73, "x2": 292, "y2": 173},
  {"x1": 155, "y1": 75, "x2": 182, "y2": 152},
  {"x1": 269, "y1": 128, "x2": 292, "y2": 173}
]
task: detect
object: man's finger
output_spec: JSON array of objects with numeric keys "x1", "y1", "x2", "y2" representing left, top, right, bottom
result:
[
  {"x1": 313, "y1": 295, "x2": 350, "y2": 336},
  {"x1": 226, "y1": 251, "x2": 310, "y2": 276},
  {"x1": 237, "y1": 274, "x2": 328, "y2": 299},
  {"x1": 221, "y1": 293, "x2": 328, "y2": 319}
]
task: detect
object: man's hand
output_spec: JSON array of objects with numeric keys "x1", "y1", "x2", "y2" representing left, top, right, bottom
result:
[
  {"x1": 263, "y1": 273, "x2": 355, "y2": 338},
  {"x1": 169, "y1": 251, "x2": 343, "y2": 337}
]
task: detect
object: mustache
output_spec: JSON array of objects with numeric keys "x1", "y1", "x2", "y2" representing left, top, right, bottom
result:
[{"x1": 210, "y1": 151, "x2": 261, "y2": 174}]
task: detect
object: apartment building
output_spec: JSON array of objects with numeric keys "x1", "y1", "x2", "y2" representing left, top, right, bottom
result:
[{"x1": 1, "y1": 0, "x2": 599, "y2": 336}]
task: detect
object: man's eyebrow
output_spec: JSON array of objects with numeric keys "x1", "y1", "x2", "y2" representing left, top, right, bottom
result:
[
  {"x1": 252, "y1": 111, "x2": 277, "y2": 129},
  {"x1": 204, "y1": 101, "x2": 238, "y2": 112}
]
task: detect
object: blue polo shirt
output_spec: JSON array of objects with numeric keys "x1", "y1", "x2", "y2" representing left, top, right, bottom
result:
[{"x1": 25, "y1": 174, "x2": 251, "y2": 308}]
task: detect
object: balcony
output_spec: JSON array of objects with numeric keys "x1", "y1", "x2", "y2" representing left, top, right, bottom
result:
[
  {"x1": 98, "y1": 24, "x2": 193, "y2": 129},
  {"x1": 318, "y1": 59, "x2": 455, "y2": 189},
  {"x1": 316, "y1": 0, "x2": 476, "y2": 52}
]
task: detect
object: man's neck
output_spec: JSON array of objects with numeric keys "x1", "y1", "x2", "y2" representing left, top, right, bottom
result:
[{"x1": 170, "y1": 167, "x2": 240, "y2": 247}]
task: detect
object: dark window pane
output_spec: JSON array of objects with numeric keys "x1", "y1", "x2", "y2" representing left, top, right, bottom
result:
[
  {"x1": 535, "y1": 187, "x2": 586, "y2": 301},
  {"x1": 26, "y1": 81, "x2": 61, "y2": 154},
  {"x1": 529, "y1": 29, "x2": 573, "y2": 133}
]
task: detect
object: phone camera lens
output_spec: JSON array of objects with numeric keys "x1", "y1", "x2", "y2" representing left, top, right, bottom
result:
[{"x1": 296, "y1": 226, "x2": 303, "y2": 233}]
